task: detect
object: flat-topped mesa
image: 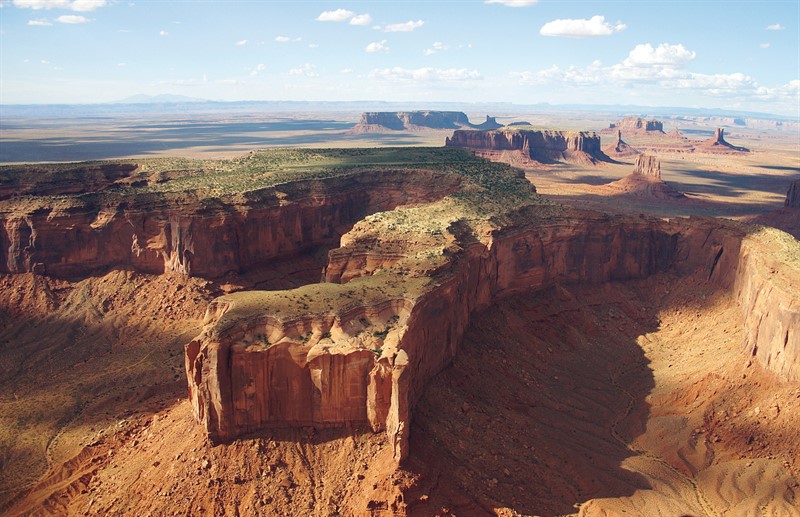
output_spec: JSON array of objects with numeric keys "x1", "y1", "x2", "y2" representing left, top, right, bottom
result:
[
  {"x1": 786, "y1": 179, "x2": 800, "y2": 208},
  {"x1": 445, "y1": 129, "x2": 613, "y2": 165},
  {"x1": 633, "y1": 153, "x2": 661, "y2": 178},
  {"x1": 349, "y1": 111, "x2": 503, "y2": 133},
  {"x1": 603, "y1": 117, "x2": 665, "y2": 135},
  {"x1": 0, "y1": 151, "x2": 466, "y2": 278},
  {"x1": 697, "y1": 127, "x2": 750, "y2": 153}
]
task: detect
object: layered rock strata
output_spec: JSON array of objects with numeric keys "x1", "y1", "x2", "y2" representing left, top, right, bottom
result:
[
  {"x1": 0, "y1": 169, "x2": 462, "y2": 278},
  {"x1": 187, "y1": 209, "x2": 798, "y2": 466},
  {"x1": 445, "y1": 129, "x2": 613, "y2": 164},
  {"x1": 633, "y1": 153, "x2": 662, "y2": 178}
]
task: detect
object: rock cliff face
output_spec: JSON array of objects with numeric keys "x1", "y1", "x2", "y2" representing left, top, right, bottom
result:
[
  {"x1": 350, "y1": 111, "x2": 502, "y2": 132},
  {"x1": 0, "y1": 169, "x2": 463, "y2": 278},
  {"x1": 445, "y1": 129, "x2": 612, "y2": 164},
  {"x1": 185, "y1": 207, "x2": 799, "y2": 465},
  {"x1": 786, "y1": 179, "x2": 800, "y2": 208},
  {"x1": 633, "y1": 154, "x2": 661, "y2": 178}
]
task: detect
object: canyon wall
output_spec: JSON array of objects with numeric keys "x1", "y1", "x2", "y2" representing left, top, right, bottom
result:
[
  {"x1": 445, "y1": 129, "x2": 611, "y2": 164},
  {"x1": 186, "y1": 210, "x2": 799, "y2": 464},
  {"x1": 0, "y1": 169, "x2": 462, "y2": 278}
]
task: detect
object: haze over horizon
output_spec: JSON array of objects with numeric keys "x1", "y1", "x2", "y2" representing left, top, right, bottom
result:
[{"x1": 0, "y1": 0, "x2": 798, "y2": 117}]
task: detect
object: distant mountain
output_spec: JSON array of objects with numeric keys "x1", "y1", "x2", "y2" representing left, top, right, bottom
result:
[{"x1": 113, "y1": 94, "x2": 210, "y2": 104}]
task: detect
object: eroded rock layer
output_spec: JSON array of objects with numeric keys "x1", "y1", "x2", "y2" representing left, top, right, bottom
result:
[
  {"x1": 445, "y1": 129, "x2": 612, "y2": 164},
  {"x1": 0, "y1": 169, "x2": 461, "y2": 278}
]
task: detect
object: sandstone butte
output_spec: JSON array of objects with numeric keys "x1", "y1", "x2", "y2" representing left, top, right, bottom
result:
[
  {"x1": 602, "y1": 117, "x2": 665, "y2": 135},
  {"x1": 695, "y1": 127, "x2": 750, "y2": 153},
  {"x1": 349, "y1": 111, "x2": 502, "y2": 133},
  {"x1": 1, "y1": 147, "x2": 798, "y2": 469},
  {"x1": 445, "y1": 127, "x2": 614, "y2": 165}
]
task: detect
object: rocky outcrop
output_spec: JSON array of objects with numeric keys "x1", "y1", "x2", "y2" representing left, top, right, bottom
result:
[
  {"x1": 0, "y1": 169, "x2": 463, "y2": 278},
  {"x1": 603, "y1": 117, "x2": 665, "y2": 135},
  {"x1": 602, "y1": 130, "x2": 640, "y2": 159},
  {"x1": 349, "y1": 111, "x2": 502, "y2": 132},
  {"x1": 633, "y1": 154, "x2": 661, "y2": 178},
  {"x1": 185, "y1": 204, "x2": 800, "y2": 466},
  {"x1": 445, "y1": 129, "x2": 613, "y2": 164},
  {"x1": 785, "y1": 180, "x2": 800, "y2": 208},
  {"x1": 696, "y1": 128, "x2": 749, "y2": 153}
]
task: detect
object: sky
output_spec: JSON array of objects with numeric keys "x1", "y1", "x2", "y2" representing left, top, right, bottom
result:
[{"x1": 0, "y1": 0, "x2": 798, "y2": 115}]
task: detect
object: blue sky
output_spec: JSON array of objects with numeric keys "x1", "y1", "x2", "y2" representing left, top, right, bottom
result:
[{"x1": 0, "y1": 0, "x2": 798, "y2": 115}]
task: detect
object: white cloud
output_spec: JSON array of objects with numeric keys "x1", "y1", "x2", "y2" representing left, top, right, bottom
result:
[
  {"x1": 250, "y1": 63, "x2": 265, "y2": 76},
  {"x1": 308, "y1": 43, "x2": 319, "y2": 48},
  {"x1": 766, "y1": 23, "x2": 785, "y2": 30},
  {"x1": 760, "y1": 42, "x2": 770, "y2": 49},
  {"x1": 485, "y1": 0, "x2": 537, "y2": 5},
  {"x1": 27, "y1": 18, "x2": 52, "y2": 25},
  {"x1": 384, "y1": 19, "x2": 424, "y2": 32},
  {"x1": 349, "y1": 13, "x2": 372, "y2": 25},
  {"x1": 159, "y1": 30, "x2": 168, "y2": 36},
  {"x1": 288, "y1": 63, "x2": 318, "y2": 77},
  {"x1": 40, "y1": 59, "x2": 49, "y2": 64},
  {"x1": 13, "y1": 0, "x2": 105, "y2": 10},
  {"x1": 316, "y1": 8, "x2": 354, "y2": 22},
  {"x1": 340, "y1": 68, "x2": 353, "y2": 74},
  {"x1": 510, "y1": 41, "x2": 800, "y2": 109},
  {"x1": 424, "y1": 41, "x2": 449, "y2": 56},
  {"x1": 370, "y1": 67, "x2": 481, "y2": 82},
  {"x1": 69, "y1": 0, "x2": 104, "y2": 11},
  {"x1": 57, "y1": 14, "x2": 87, "y2": 23},
  {"x1": 117, "y1": 62, "x2": 126, "y2": 67},
  {"x1": 275, "y1": 35, "x2": 302, "y2": 43},
  {"x1": 236, "y1": 39, "x2": 247, "y2": 46},
  {"x1": 365, "y1": 39, "x2": 389, "y2": 53},
  {"x1": 621, "y1": 43, "x2": 696, "y2": 67},
  {"x1": 540, "y1": 15, "x2": 626, "y2": 38}
]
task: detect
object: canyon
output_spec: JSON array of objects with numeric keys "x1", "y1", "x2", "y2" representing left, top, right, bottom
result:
[{"x1": 1, "y1": 144, "x2": 798, "y2": 516}]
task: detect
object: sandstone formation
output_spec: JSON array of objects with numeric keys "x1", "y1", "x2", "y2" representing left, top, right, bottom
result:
[
  {"x1": 0, "y1": 166, "x2": 461, "y2": 278},
  {"x1": 696, "y1": 127, "x2": 749, "y2": 153},
  {"x1": 602, "y1": 130, "x2": 640, "y2": 159},
  {"x1": 633, "y1": 153, "x2": 661, "y2": 178},
  {"x1": 785, "y1": 179, "x2": 800, "y2": 208},
  {"x1": 2, "y1": 147, "x2": 797, "y2": 487},
  {"x1": 349, "y1": 111, "x2": 503, "y2": 133},
  {"x1": 602, "y1": 154, "x2": 686, "y2": 200},
  {"x1": 445, "y1": 128, "x2": 613, "y2": 165},
  {"x1": 603, "y1": 117, "x2": 665, "y2": 135}
]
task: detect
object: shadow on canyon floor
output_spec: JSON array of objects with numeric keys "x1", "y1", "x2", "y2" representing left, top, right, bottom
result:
[
  {"x1": 0, "y1": 119, "x2": 425, "y2": 162},
  {"x1": 403, "y1": 282, "x2": 659, "y2": 516}
]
